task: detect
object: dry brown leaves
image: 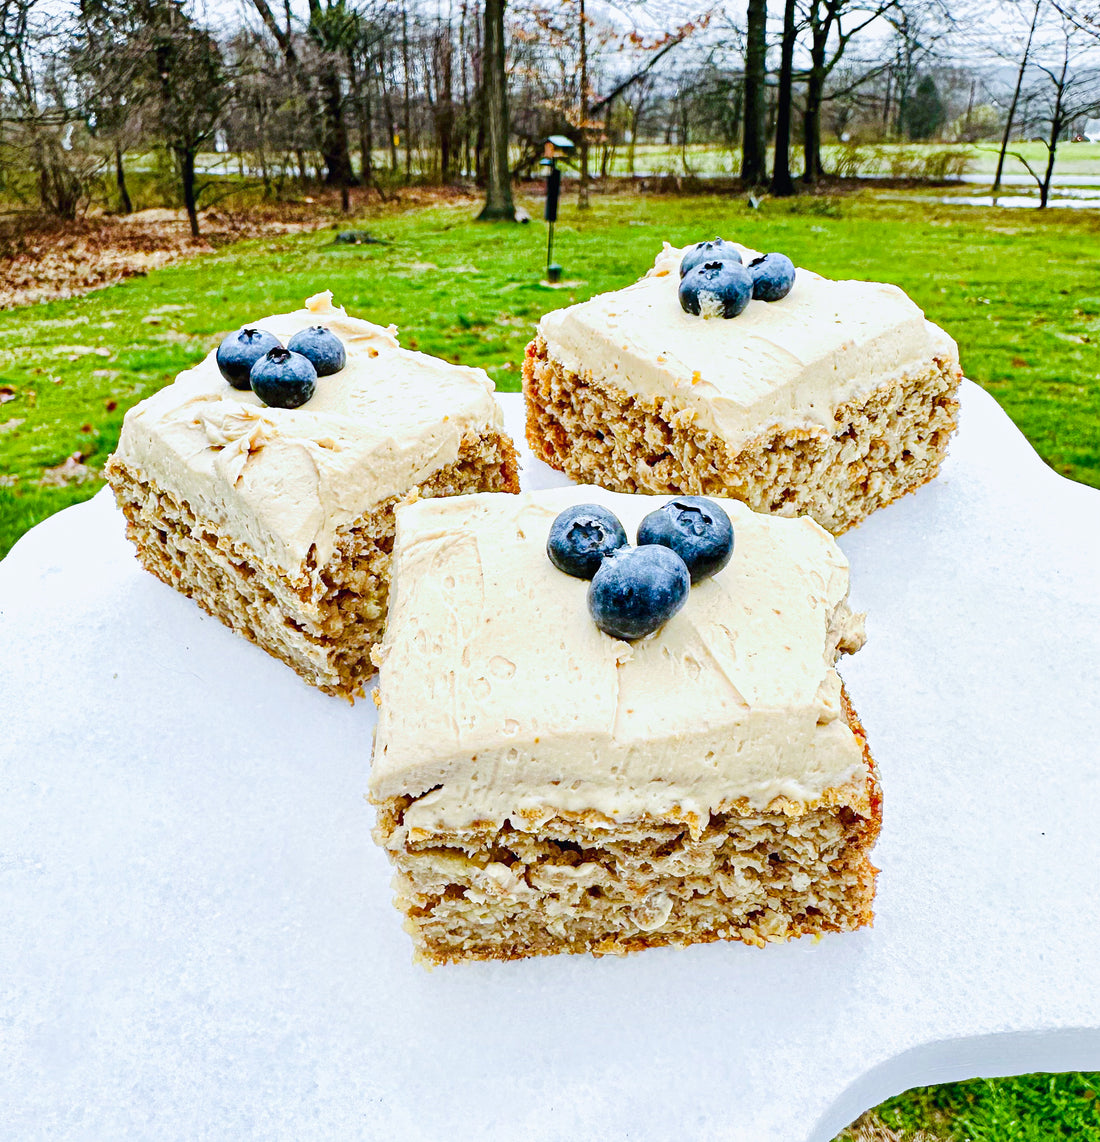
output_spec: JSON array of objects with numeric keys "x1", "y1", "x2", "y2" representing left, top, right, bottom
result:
[
  {"x1": 0, "y1": 186, "x2": 484, "y2": 311},
  {"x1": 39, "y1": 452, "x2": 100, "y2": 487},
  {"x1": 0, "y1": 204, "x2": 328, "y2": 310},
  {"x1": 840, "y1": 1112, "x2": 946, "y2": 1142}
]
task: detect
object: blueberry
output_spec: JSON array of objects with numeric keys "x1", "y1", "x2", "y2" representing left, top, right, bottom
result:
[
  {"x1": 637, "y1": 496, "x2": 734, "y2": 584},
  {"x1": 216, "y1": 328, "x2": 282, "y2": 390},
  {"x1": 588, "y1": 545, "x2": 690, "y2": 641},
  {"x1": 679, "y1": 238, "x2": 742, "y2": 278},
  {"x1": 749, "y1": 252, "x2": 796, "y2": 301},
  {"x1": 678, "y1": 260, "x2": 753, "y2": 319},
  {"x1": 287, "y1": 326, "x2": 346, "y2": 376},
  {"x1": 249, "y1": 348, "x2": 317, "y2": 409},
  {"x1": 547, "y1": 504, "x2": 629, "y2": 580}
]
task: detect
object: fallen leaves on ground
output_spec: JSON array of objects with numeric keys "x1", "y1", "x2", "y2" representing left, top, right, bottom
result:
[
  {"x1": 39, "y1": 452, "x2": 100, "y2": 486},
  {"x1": 0, "y1": 206, "x2": 325, "y2": 310},
  {"x1": 0, "y1": 186, "x2": 481, "y2": 311},
  {"x1": 839, "y1": 1112, "x2": 946, "y2": 1142}
]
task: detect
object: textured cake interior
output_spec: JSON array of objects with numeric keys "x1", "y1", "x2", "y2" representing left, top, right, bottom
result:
[
  {"x1": 523, "y1": 334, "x2": 961, "y2": 535},
  {"x1": 374, "y1": 692, "x2": 880, "y2": 965},
  {"x1": 106, "y1": 429, "x2": 519, "y2": 699}
]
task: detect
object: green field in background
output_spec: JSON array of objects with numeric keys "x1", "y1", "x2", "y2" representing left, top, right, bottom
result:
[
  {"x1": 596, "y1": 140, "x2": 1100, "y2": 181},
  {"x1": 178, "y1": 139, "x2": 1100, "y2": 184}
]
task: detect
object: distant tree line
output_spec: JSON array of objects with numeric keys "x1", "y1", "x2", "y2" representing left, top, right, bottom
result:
[{"x1": 0, "y1": 0, "x2": 1098, "y2": 232}]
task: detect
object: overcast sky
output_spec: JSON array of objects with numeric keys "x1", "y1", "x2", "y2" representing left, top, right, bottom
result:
[{"x1": 193, "y1": 0, "x2": 1098, "y2": 80}]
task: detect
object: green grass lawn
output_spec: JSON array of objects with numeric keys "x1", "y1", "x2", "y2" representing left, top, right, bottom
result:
[
  {"x1": 859, "y1": 1070, "x2": 1100, "y2": 1140},
  {"x1": 0, "y1": 190, "x2": 1098, "y2": 1137},
  {"x1": 2, "y1": 189, "x2": 1098, "y2": 560}
]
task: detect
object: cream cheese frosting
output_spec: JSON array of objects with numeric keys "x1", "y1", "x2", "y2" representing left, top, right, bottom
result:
[
  {"x1": 537, "y1": 243, "x2": 959, "y2": 447},
  {"x1": 370, "y1": 486, "x2": 869, "y2": 838},
  {"x1": 112, "y1": 291, "x2": 505, "y2": 579}
]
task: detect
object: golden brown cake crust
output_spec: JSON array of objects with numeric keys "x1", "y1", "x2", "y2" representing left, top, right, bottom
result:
[
  {"x1": 106, "y1": 427, "x2": 520, "y2": 700},
  {"x1": 522, "y1": 334, "x2": 961, "y2": 535}
]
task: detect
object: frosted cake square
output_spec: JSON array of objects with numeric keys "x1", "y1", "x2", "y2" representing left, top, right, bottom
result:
[
  {"x1": 106, "y1": 291, "x2": 519, "y2": 699},
  {"x1": 523, "y1": 243, "x2": 961, "y2": 534},
  {"x1": 369, "y1": 486, "x2": 880, "y2": 964}
]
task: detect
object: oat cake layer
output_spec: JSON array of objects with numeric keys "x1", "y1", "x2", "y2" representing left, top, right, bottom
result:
[
  {"x1": 523, "y1": 243, "x2": 961, "y2": 534},
  {"x1": 370, "y1": 486, "x2": 880, "y2": 964},
  {"x1": 106, "y1": 291, "x2": 519, "y2": 699}
]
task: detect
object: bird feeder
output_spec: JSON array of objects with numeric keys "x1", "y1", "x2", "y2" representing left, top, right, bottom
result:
[{"x1": 541, "y1": 136, "x2": 575, "y2": 283}]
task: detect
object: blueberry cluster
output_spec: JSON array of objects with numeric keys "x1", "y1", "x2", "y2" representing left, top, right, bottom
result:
[
  {"x1": 678, "y1": 238, "x2": 796, "y2": 320},
  {"x1": 215, "y1": 325, "x2": 347, "y2": 409},
  {"x1": 547, "y1": 497, "x2": 735, "y2": 641}
]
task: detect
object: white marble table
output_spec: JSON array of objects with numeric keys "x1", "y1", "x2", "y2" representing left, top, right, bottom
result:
[{"x1": 2, "y1": 385, "x2": 1099, "y2": 1142}]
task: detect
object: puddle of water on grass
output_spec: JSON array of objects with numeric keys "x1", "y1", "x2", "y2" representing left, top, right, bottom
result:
[{"x1": 883, "y1": 191, "x2": 1100, "y2": 210}]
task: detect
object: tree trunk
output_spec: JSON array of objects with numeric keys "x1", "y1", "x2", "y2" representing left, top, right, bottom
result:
[
  {"x1": 1040, "y1": 128, "x2": 1058, "y2": 208},
  {"x1": 477, "y1": 0, "x2": 515, "y2": 220},
  {"x1": 627, "y1": 104, "x2": 638, "y2": 175},
  {"x1": 180, "y1": 147, "x2": 199, "y2": 237},
  {"x1": 475, "y1": 93, "x2": 486, "y2": 184},
  {"x1": 800, "y1": 0, "x2": 832, "y2": 186},
  {"x1": 460, "y1": 0, "x2": 473, "y2": 177},
  {"x1": 577, "y1": 0, "x2": 590, "y2": 209},
  {"x1": 436, "y1": 28, "x2": 455, "y2": 182},
  {"x1": 802, "y1": 12, "x2": 827, "y2": 186},
  {"x1": 1040, "y1": 90, "x2": 1065, "y2": 209},
  {"x1": 802, "y1": 75, "x2": 823, "y2": 184},
  {"x1": 600, "y1": 101, "x2": 613, "y2": 178},
  {"x1": 402, "y1": 3, "x2": 413, "y2": 182},
  {"x1": 320, "y1": 62, "x2": 355, "y2": 197},
  {"x1": 770, "y1": 0, "x2": 797, "y2": 197},
  {"x1": 741, "y1": 0, "x2": 768, "y2": 185},
  {"x1": 993, "y1": 0, "x2": 1042, "y2": 199},
  {"x1": 361, "y1": 58, "x2": 374, "y2": 190},
  {"x1": 378, "y1": 48, "x2": 399, "y2": 172},
  {"x1": 348, "y1": 47, "x2": 372, "y2": 191},
  {"x1": 115, "y1": 140, "x2": 133, "y2": 214},
  {"x1": 422, "y1": 44, "x2": 438, "y2": 180}
]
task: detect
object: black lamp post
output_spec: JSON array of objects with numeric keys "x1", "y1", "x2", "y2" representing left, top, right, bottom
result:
[{"x1": 540, "y1": 135, "x2": 575, "y2": 283}]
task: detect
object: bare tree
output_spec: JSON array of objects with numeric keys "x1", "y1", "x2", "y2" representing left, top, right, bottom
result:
[
  {"x1": 248, "y1": 0, "x2": 356, "y2": 196},
  {"x1": 771, "y1": 0, "x2": 799, "y2": 195},
  {"x1": 992, "y1": 0, "x2": 1044, "y2": 196},
  {"x1": 140, "y1": 1, "x2": 228, "y2": 236},
  {"x1": 1013, "y1": 2, "x2": 1100, "y2": 205},
  {"x1": 577, "y1": 0, "x2": 590, "y2": 208},
  {"x1": 741, "y1": 0, "x2": 768, "y2": 184},
  {"x1": 0, "y1": 0, "x2": 106, "y2": 218},
  {"x1": 886, "y1": 0, "x2": 954, "y2": 137},
  {"x1": 478, "y1": 0, "x2": 515, "y2": 219},
  {"x1": 802, "y1": 0, "x2": 900, "y2": 185},
  {"x1": 71, "y1": 0, "x2": 147, "y2": 214}
]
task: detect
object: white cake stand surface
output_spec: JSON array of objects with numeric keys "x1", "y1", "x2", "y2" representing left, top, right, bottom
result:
[{"x1": 2, "y1": 384, "x2": 1099, "y2": 1142}]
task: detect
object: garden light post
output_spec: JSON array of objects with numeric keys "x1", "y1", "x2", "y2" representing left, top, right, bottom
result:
[{"x1": 541, "y1": 135, "x2": 574, "y2": 283}]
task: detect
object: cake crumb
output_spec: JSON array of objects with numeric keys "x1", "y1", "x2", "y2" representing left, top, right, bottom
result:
[{"x1": 305, "y1": 289, "x2": 335, "y2": 313}]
